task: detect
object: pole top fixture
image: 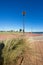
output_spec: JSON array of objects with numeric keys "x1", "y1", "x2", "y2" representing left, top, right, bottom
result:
[{"x1": 22, "y1": 11, "x2": 26, "y2": 16}]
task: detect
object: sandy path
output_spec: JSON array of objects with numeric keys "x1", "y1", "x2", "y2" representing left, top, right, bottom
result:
[{"x1": 21, "y1": 36, "x2": 43, "y2": 65}]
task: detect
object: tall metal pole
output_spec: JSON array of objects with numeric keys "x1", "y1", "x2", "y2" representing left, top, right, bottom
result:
[{"x1": 22, "y1": 11, "x2": 26, "y2": 35}]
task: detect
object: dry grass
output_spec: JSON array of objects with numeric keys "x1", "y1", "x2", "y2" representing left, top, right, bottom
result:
[
  {"x1": 1, "y1": 38, "x2": 25, "y2": 65},
  {"x1": 0, "y1": 37, "x2": 33, "y2": 65}
]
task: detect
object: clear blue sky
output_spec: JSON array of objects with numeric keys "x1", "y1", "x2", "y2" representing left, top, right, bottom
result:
[{"x1": 0, "y1": 0, "x2": 43, "y2": 32}]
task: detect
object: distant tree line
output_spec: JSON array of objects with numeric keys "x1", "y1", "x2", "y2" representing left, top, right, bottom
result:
[{"x1": 0, "y1": 29, "x2": 23, "y2": 32}]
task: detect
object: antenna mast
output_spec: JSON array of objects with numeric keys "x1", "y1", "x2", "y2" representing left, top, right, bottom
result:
[{"x1": 22, "y1": 11, "x2": 26, "y2": 35}]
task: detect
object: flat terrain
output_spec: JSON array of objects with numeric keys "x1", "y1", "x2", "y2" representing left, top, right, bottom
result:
[
  {"x1": 0, "y1": 32, "x2": 43, "y2": 65},
  {"x1": 0, "y1": 32, "x2": 22, "y2": 40},
  {"x1": 21, "y1": 36, "x2": 43, "y2": 65},
  {"x1": 0, "y1": 32, "x2": 42, "y2": 40}
]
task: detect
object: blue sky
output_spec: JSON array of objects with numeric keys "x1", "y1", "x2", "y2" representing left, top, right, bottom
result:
[{"x1": 0, "y1": 0, "x2": 43, "y2": 32}]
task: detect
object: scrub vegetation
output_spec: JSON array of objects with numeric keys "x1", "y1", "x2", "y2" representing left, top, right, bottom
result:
[{"x1": 0, "y1": 38, "x2": 25, "y2": 65}]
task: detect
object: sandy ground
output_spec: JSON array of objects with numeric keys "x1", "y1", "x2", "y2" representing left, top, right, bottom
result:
[
  {"x1": 0, "y1": 33, "x2": 21, "y2": 40},
  {"x1": 0, "y1": 33, "x2": 42, "y2": 40},
  {"x1": 0, "y1": 33, "x2": 43, "y2": 65},
  {"x1": 21, "y1": 35, "x2": 43, "y2": 65}
]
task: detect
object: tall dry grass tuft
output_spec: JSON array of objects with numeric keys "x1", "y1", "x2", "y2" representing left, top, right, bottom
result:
[{"x1": 2, "y1": 38, "x2": 25, "y2": 65}]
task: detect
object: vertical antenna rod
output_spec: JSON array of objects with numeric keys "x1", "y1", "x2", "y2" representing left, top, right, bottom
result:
[{"x1": 22, "y1": 11, "x2": 26, "y2": 35}]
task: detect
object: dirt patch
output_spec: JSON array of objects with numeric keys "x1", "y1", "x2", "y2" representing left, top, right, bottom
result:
[
  {"x1": 0, "y1": 33, "x2": 42, "y2": 41},
  {"x1": 21, "y1": 37, "x2": 43, "y2": 65}
]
